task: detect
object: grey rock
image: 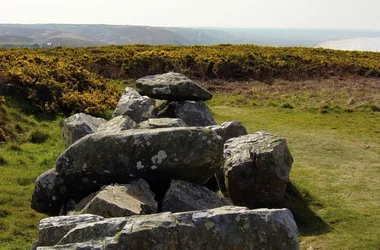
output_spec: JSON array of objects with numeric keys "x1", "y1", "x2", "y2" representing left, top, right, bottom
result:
[
  {"x1": 161, "y1": 180, "x2": 230, "y2": 213},
  {"x1": 33, "y1": 206, "x2": 299, "y2": 250},
  {"x1": 175, "y1": 207, "x2": 299, "y2": 250},
  {"x1": 97, "y1": 115, "x2": 137, "y2": 133},
  {"x1": 221, "y1": 121, "x2": 248, "y2": 141},
  {"x1": 137, "y1": 118, "x2": 187, "y2": 129},
  {"x1": 31, "y1": 168, "x2": 69, "y2": 216},
  {"x1": 174, "y1": 101, "x2": 217, "y2": 126},
  {"x1": 113, "y1": 87, "x2": 156, "y2": 123},
  {"x1": 136, "y1": 72, "x2": 212, "y2": 101},
  {"x1": 109, "y1": 212, "x2": 178, "y2": 250},
  {"x1": 224, "y1": 131, "x2": 294, "y2": 207},
  {"x1": 37, "y1": 242, "x2": 104, "y2": 249},
  {"x1": 206, "y1": 121, "x2": 248, "y2": 191},
  {"x1": 31, "y1": 127, "x2": 223, "y2": 215},
  {"x1": 36, "y1": 214, "x2": 103, "y2": 247},
  {"x1": 58, "y1": 217, "x2": 128, "y2": 246},
  {"x1": 62, "y1": 113, "x2": 106, "y2": 148},
  {"x1": 207, "y1": 121, "x2": 248, "y2": 143},
  {"x1": 71, "y1": 180, "x2": 157, "y2": 217}
]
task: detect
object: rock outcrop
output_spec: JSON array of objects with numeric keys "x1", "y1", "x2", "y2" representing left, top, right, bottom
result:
[
  {"x1": 224, "y1": 131, "x2": 294, "y2": 207},
  {"x1": 31, "y1": 73, "x2": 299, "y2": 249},
  {"x1": 71, "y1": 180, "x2": 157, "y2": 217},
  {"x1": 33, "y1": 206, "x2": 299, "y2": 250},
  {"x1": 136, "y1": 72, "x2": 212, "y2": 101},
  {"x1": 62, "y1": 113, "x2": 106, "y2": 148},
  {"x1": 112, "y1": 87, "x2": 156, "y2": 123},
  {"x1": 161, "y1": 180, "x2": 230, "y2": 213}
]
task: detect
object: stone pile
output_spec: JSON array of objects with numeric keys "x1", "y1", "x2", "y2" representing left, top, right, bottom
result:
[{"x1": 31, "y1": 72, "x2": 299, "y2": 250}]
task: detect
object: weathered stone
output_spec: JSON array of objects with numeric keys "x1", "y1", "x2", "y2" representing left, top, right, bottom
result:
[
  {"x1": 33, "y1": 206, "x2": 299, "y2": 250},
  {"x1": 137, "y1": 118, "x2": 187, "y2": 129},
  {"x1": 62, "y1": 113, "x2": 106, "y2": 148},
  {"x1": 109, "y1": 212, "x2": 178, "y2": 250},
  {"x1": 72, "y1": 180, "x2": 157, "y2": 217},
  {"x1": 224, "y1": 131, "x2": 294, "y2": 207},
  {"x1": 207, "y1": 121, "x2": 248, "y2": 143},
  {"x1": 206, "y1": 121, "x2": 248, "y2": 191},
  {"x1": 161, "y1": 180, "x2": 230, "y2": 213},
  {"x1": 221, "y1": 121, "x2": 248, "y2": 141},
  {"x1": 112, "y1": 87, "x2": 156, "y2": 123},
  {"x1": 31, "y1": 168, "x2": 69, "y2": 216},
  {"x1": 97, "y1": 115, "x2": 137, "y2": 133},
  {"x1": 58, "y1": 217, "x2": 128, "y2": 245},
  {"x1": 174, "y1": 101, "x2": 217, "y2": 126},
  {"x1": 136, "y1": 72, "x2": 212, "y2": 101},
  {"x1": 30, "y1": 127, "x2": 223, "y2": 215},
  {"x1": 36, "y1": 214, "x2": 103, "y2": 247},
  {"x1": 37, "y1": 242, "x2": 104, "y2": 250}
]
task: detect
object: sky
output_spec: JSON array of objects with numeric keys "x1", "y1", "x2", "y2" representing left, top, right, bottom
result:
[{"x1": 1, "y1": 0, "x2": 379, "y2": 29}]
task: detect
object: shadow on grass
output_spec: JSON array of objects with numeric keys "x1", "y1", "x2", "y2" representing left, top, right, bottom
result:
[{"x1": 277, "y1": 181, "x2": 331, "y2": 236}]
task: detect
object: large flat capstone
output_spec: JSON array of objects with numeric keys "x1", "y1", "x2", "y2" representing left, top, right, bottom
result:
[{"x1": 32, "y1": 127, "x2": 223, "y2": 215}]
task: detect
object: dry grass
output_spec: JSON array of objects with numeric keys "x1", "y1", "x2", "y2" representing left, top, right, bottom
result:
[{"x1": 203, "y1": 76, "x2": 380, "y2": 112}]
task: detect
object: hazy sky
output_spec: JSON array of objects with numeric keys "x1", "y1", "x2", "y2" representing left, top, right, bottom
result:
[{"x1": 1, "y1": 0, "x2": 379, "y2": 29}]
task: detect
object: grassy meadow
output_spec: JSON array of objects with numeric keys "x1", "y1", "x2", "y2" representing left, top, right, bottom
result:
[{"x1": 0, "y1": 45, "x2": 379, "y2": 249}]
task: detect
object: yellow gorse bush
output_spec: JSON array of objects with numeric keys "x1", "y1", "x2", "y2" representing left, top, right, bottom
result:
[{"x1": 0, "y1": 45, "x2": 379, "y2": 115}]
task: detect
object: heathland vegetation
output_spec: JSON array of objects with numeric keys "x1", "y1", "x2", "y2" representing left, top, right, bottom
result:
[{"x1": 0, "y1": 45, "x2": 379, "y2": 249}]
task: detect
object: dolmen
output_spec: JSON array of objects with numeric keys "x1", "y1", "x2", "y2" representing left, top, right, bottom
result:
[{"x1": 31, "y1": 72, "x2": 299, "y2": 250}]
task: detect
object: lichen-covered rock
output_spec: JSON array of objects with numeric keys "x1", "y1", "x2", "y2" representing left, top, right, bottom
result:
[
  {"x1": 35, "y1": 214, "x2": 103, "y2": 248},
  {"x1": 161, "y1": 180, "x2": 230, "y2": 213},
  {"x1": 33, "y1": 206, "x2": 299, "y2": 250},
  {"x1": 31, "y1": 127, "x2": 223, "y2": 215},
  {"x1": 62, "y1": 113, "x2": 106, "y2": 148},
  {"x1": 136, "y1": 72, "x2": 212, "y2": 101},
  {"x1": 224, "y1": 131, "x2": 294, "y2": 208},
  {"x1": 137, "y1": 118, "x2": 187, "y2": 129},
  {"x1": 174, "y1": 101, "x2": 217, "y2": 126},
  {"x1": 112, "y1": 87, "x2": 156, "y2": 123},
  {"x1": 97, "y1": 115, "x2": 137, "y2": 133},
  {"x1": 72, "y1": 180, "x2": 157, "y2": 217},
  {"x1": 31, "y1": 168, "x2": 69, "y2": 216}
]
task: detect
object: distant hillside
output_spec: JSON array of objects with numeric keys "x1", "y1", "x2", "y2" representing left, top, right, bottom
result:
[{"x1": 1, "y1": 24, "x2": 380, "y2": 48}]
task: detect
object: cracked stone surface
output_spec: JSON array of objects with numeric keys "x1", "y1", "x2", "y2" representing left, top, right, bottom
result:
[
  {"x1": 33, "y1": 206, "x2": 299, "y2": 250},
  {"x1": 224, "y1": 131, "x2": 294, "y2": 208}
]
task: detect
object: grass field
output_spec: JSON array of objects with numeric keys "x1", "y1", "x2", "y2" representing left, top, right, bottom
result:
[{"x1": 0, "y1": 78, "x2": 379, "y2": 249}]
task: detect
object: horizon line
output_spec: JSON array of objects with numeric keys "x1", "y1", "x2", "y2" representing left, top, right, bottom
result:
[{"x1": 1, "y1": 22, "x2": 380, "y2": 31}]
